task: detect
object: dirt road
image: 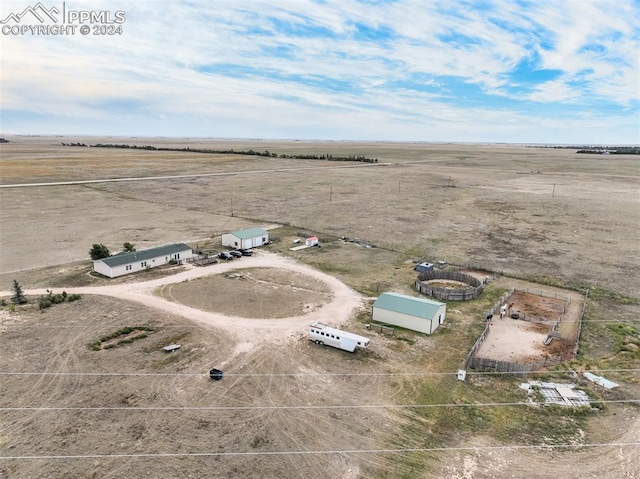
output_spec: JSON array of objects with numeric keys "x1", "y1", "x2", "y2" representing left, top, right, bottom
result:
[{"x1": 0, "y1": 251, "x2": 363, "y2": 345}]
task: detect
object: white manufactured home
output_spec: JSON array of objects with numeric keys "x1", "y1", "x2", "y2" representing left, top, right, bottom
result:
[
  {"x1": 309, "y1": 321, "x2": 371, "y2": 353},
  {"x1": 372, "y1": 292, "x2": 446, "y2": 335},
  {"x1": 221, "y1": 227, "x2": 269, "y2": 250},
  {"x1": 93, "y1": 243, "x2": 194, "y2": 278}
]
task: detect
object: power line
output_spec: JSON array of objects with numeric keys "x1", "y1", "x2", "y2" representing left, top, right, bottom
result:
[
  {"x1": 0, "y1": 369, "x2": 638, "y2": 378},
  {"x1": 1, "y1": 400, "x2": 637, "y2": 412},
  {"x1": 1, "y1": 442, "x2": 639, "y2": 460},
  {"x1": 4, "y1": 318, "x2": 639, "y2": 329}
]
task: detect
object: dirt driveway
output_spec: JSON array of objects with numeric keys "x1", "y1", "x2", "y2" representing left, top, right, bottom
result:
[{"x1": 0, "y1": 251, "x2": 363, "y2": 346}]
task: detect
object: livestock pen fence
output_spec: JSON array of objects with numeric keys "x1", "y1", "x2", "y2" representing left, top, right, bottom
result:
[
  {"x1": 573, "y1": 289, "x2": 589, "y2": 357},
  {"x1": 514, "y1": 287, "x2": 571, "y2": 337},
  {"x1": 415, "y1": 270, "x2": 485, "y2": 301},
  {"x1": 465, "y1": 357, "x2": 553, "y2": 376},
  {"x1": 460, "y1": 288, "x2": 514, "y2": 370},
  {"x1": 462, "y1": 287, "x2": 580, "y2": 374}
]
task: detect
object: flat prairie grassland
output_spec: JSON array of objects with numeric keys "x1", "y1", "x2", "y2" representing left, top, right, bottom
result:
[
  {"x1": 1, "y1": 136, "x2": 638, "y2": 297},
  {"x1": 0, "y1": 136, "x2": 639, "y2": 479}
]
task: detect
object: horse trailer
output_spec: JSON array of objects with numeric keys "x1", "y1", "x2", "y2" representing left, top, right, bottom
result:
[{"x1": 309, "y1": 321, "x2": 370, "y2": 353}]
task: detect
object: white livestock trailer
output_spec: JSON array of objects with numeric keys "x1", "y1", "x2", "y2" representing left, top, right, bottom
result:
[{"x1": 309, "y1": 322, "x2": 370, "y2": 353}]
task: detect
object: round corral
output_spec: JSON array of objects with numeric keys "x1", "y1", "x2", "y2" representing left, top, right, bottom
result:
[{"x1": 415, "y1": 270, "x2": 484, "y2": 301}]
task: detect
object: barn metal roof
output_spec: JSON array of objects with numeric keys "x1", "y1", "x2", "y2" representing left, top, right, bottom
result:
[
  {"x1": 228, "y1": 227, "x2": 268, "y2": 239},
  {"x1": 96, "y1": 243, "x2": 192, "y2": 268},
  {"x1": 373, "y1": 292, "x2": 445, "y2": 320}
]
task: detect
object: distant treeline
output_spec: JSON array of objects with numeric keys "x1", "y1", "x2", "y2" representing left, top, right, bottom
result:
[
  {"x1": 576, "y1": 147, "x2": 640, "y2": 155},
  {"x1": 62, "y1": 142, "x2": 379, "y2": 162},
  {"x1": 530, "y1": 145, "x2": 639, "y2": 155}
]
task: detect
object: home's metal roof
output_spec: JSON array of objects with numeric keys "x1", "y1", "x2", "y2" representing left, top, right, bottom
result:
[
  {"x1": 373, "y1": 292, "x2": 445, "y2": 320},
  {"x1": 96, "y1": 243, "x2": 192, "y2": 268},
  {"x1": 228, "y1": 227, "x2": 268, "y2": 240}
]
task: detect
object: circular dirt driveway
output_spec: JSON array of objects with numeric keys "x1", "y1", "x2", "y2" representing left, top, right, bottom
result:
[{"x1": 14, "y1": 252, "x2": 364, "y2": 344}]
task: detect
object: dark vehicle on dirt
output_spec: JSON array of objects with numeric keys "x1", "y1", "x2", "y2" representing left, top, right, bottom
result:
[
  {"x1": 218, "y1": 252, "x2": 234, "y2": 260},
  {"x1": 240, "y1": 249, "x2": 253, "y2": 256},
  {"x1": 229, "y1": 250, "x2": 243, "y2": 258}
]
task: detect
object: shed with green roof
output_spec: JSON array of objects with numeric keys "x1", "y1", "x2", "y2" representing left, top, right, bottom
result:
[
  {"x1": 372, "y1": 292, "x2": 446, "y2": 334},
  {"x1": 221, "y1": 227, "x2": 269, "y2": 249}
]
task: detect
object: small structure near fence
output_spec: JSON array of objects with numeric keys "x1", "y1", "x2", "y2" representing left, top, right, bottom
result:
[
  {"x1": 192, "y1": 255, "x2": 219, "y2": 266},
  {"x1": 415, "y1": 270, "x2": 484, "y2": 301},
  {"x1": 365, "y1": 323, "x2": 395, "y2": 336}
]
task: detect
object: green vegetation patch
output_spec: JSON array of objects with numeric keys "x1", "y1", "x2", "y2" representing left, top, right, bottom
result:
[
  {"x1": 389, "y1": 375, "x2": 594, "y2": 475},
  {"x1": 90, "y1": 325, "x2": 156, "y2": 351},
  {"x1": 38, "y1": 289, "x2": 82, "y2": 310}
]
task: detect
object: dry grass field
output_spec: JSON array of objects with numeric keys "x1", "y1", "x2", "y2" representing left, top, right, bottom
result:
[{"x1": 0, "y1": 136, "x2": 639, "y2": 478}]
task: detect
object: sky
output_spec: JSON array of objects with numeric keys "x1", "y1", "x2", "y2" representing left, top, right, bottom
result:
[{"x1": 1, "y1": 0, "x2": 639, "y2": 144}]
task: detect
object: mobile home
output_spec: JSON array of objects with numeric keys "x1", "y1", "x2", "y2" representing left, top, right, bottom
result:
[
  {"x1": 93, "y1": 243, "x2": 194, "y2": 278},
  {"x1": 309, "y1": 321, "x2": 370, "y2": 353}
]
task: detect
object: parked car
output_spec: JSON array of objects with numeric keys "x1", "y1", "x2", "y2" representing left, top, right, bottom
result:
[
  {"x1": 218, "y1": 252, "x2": 234, "y2": 260},
  {"x1": 229, "y1": 250, "x2": 243, "y2": 258},
  {"x1": 240, "y1": 249, "x2": 253, "y2": 256}
]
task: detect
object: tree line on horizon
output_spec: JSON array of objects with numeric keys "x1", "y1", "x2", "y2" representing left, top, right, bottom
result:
[
  {"x1": 529, "y1": 145, "x2": 639, "y2": 155},
  {"x1": 62, "y1": 142, "x2": 379, "y2": 162}
]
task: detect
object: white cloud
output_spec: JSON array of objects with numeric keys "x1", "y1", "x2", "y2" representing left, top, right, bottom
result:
[{"x1": 0, "y1": 0, "x2": 637, "y2": 143}]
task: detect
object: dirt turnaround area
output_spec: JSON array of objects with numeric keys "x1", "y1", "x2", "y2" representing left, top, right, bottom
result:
[{"x1": 1, "y1": 137, "x2": 639, "y2": 479}]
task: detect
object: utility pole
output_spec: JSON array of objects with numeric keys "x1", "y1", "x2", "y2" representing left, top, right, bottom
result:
[
  {"x1": 552, "y1": 183, "x2": 556, "y2": 198},
  {"x1": 330, "y1": 186, "x2": 332, "y2": 202},
  {"x1": 230, "y1": 198, "x2": 234, "y2": 217}
]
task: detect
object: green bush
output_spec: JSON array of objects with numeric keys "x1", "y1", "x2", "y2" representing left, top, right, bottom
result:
[{"x1": 39, "y1": 298, "x2": 53, "y2": 310}]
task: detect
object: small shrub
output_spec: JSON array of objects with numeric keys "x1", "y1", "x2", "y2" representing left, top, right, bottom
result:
[
  {"x1": 0, "y1": 298, "x2": 6, "y2": 306},
  {"x1": 39, "y1": 298, "x2": 53, "y2": 310},
  {"x1": 67, "y1": 294, "x2": 82, "y2": 302}
]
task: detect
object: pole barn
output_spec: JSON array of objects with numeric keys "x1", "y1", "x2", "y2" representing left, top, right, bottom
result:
[
  {"x1": 221, "y1": 227, "x2": 269, "y2": 250},
  {"x1": 372, "y1": 292, "x2": 446, "y2": 335}
]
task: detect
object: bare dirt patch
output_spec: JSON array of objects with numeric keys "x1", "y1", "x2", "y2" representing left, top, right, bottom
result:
[
  {"x1": 508, "y1": 290, "x2": 567, "y2": 322},
  {"x1": 426, "y1": 279, "x2": 469, "y2": 289},
  {"x1": 156, "y1": 267, "x2": 333, "y2": 318},
  {"x1": 473, "y1": 289, "x2": 578, "y2": 365}
]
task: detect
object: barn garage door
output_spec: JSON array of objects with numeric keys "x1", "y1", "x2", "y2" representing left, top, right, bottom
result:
[{"x1": 244, "y1": 238, "x2": 253, "y2": 248}]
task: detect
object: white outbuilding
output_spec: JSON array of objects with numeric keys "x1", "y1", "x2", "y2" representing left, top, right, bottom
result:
[
  {"x1": 305, "y1": 236, "x2": 319, "y2": 247},
  {"x1": 372, "y1": 292, "x2": 446, "y2": 335},
  {"x1": 93, "y1": 243, "x2": 194, "y2": 278},
  {"x1": 221, "y1": 227, "x2": 269, "y2": 250}
]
